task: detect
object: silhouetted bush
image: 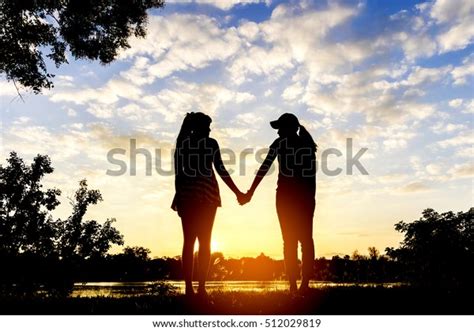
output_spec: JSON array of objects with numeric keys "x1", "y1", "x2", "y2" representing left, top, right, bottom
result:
[{"x1": 386, "y1": 208, "x2": 473, "y2": 288}]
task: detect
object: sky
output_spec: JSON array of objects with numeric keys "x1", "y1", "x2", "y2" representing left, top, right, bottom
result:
[{"x1": 1, "y1": 0, "x2": 473, "y2": 259}]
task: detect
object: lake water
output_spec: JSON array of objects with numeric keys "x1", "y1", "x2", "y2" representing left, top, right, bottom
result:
[{"x1": 71, "y1": 281, "x2": 403, "y2": 298}]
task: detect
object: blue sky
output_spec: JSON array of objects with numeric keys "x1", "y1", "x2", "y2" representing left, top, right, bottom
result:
[{"x1": 1, "y1": 0, "x2": 473, "y2": 258}]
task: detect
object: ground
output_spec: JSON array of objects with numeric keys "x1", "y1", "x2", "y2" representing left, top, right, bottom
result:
[{"x1": 0, "y1": 287, "x2": 472, "y2": 314}]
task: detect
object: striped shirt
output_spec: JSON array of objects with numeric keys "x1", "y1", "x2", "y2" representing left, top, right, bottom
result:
[{"x1": 171, "y1": 137, "x2": 222, "y2": 211}]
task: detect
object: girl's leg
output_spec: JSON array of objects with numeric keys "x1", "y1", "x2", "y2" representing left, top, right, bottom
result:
[
  {"x1": 277, "y1": 193, "x2": 299, "y2": 292},
  {"x1": 300, "y1": 234, "x2": 314, "y2": 290},
  {"x1": 299, "y1": 199, "x2": 315, "y2": 291},
  {"x1": 283, "y1": 233, "x2": 299, "y2": 292},
  {"x1": 196, "y1": 205, "x2": 217, "y2": 294},
  {"x1": 181, "y1": 214, "x2": 197, "y2": 295}
]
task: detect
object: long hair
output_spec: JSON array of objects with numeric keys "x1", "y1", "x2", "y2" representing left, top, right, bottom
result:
[
  {"x1": 174, "y1": 112, "x2": 212, "y2": 177},
  {"x1": 174, "y1": 113, "x2": 195, "y2": 178},
  {"x1": 176, "y1": 112, "x2": 194, "y2": 148},
  {"x1": 299, "y1": 125, "x2": 318, "y2": 153}
]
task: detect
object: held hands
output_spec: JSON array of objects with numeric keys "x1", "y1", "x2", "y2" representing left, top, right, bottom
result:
[{"x1": 236, "y1": 190, "x2": 253, "y2": 206}]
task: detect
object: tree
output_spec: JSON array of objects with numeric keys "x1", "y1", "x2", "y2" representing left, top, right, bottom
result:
[
  {"x1": 0, "y1": 152, "x2": 61, "y2": 257},
  {"x1": 368, "y1": 246, "x2": 379, "y2": 260},
  {"x1": 0, "y1": 0, "x2": 165, "y2": 93},
  {"x1": 123, "y1": 246, "x2": 151, "y2": 261},
  {"x1": 0, "y1": 152, "x2": 124, "y2": 293},
  {"x1": 56, "y1": 179, "x2": 123, "y2": 260},
  {"x1": 386, "y1": 208, "x2": 474, "y2": 288},
  {"x1": 351, "y1": 250, "x2": 363, "y2": 260}
]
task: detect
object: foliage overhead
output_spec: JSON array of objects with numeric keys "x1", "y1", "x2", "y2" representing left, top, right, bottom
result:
[{"x1": 0, "y1": 0, "x2": 165, "y2": 93}]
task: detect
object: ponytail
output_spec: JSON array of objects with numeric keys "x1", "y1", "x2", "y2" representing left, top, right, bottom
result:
[{"x1": 299, "y1": 125, "x2": 318, "y2": 152}]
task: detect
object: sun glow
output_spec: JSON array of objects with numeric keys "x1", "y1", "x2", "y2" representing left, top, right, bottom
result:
[
  {"x1": 192, "y1": 240, "x2": 220, "y2": 252},
  {"x1": 211, "y1": 240, "x2": 220, "y2": 252}
]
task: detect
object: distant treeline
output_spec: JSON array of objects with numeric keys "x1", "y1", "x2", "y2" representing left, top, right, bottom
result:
[{"x1": 65, "y1": 248, "x2": 402, "y2": 284}]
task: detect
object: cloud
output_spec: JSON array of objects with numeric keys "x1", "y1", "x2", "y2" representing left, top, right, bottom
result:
[
  {"x1": 151, "y1": 79, "x2": 256, "y2": 118},
  {"x1": 399, "y1": 181, "x2": 431, "y2": 193},
  {"x1": 3, "y1": 122, "x2": 174, "y2": 176},
  {"x1": 302, "y1": 73, "x2": 436, "y2": 124},
  {"x1": 50, "y1": 1, "x2": 449, "y2": 135},
  {"x1": 451, "y1": 53, "x2": 474, "y2": 85},
  {"x1": 49, "y1": 78, "x2": 143, "y2": 106},
  {"x1": 119, "y1": 14, "x2": 242, "y2": 84},
  {"x1": 65, "y1": 108, "x2": 78, "y2": 117},
  {"x1": 426, "y1": 163, "x2": 442, "y2": 175},
  {"x1": 0, "y1": 80, "x2": 21, "y2": 97},
  {"x1": 455, "y1": 146, "x2": 474, "y2": 158},
  {"x1": 390, "y1": 0, "x2": 474, "y2": 58},
  {"x1": 429, "y1": 0, "x2": 474, "y2": 53},
  {"x1": 462, "y1": 99, "x2": 474, "y2": 114},
  {"x1": 50, "y1": 62, "x2": 256, "y2": 124},
  {"x1": 437, "y1": 19, "x2": 474, "y2": 53},
  {"x1": 449, "y1": 163, "x2": 474, "y2": 178},
  {"x1": 437, "y1": 131, "x2": 474, "y2": 148},
  {"x1": 380, "y1": 124, "x2": 417, "y2": 151},
  {"x1": 215, "y1": 127, "x2": 251, "y2": 138},
  {"x1": 446, "y1": 97, "x2": 474, "y2": 113},
  {"x1": 228, "y1": 2, "x2": 360, "y2": 84},
  {"x1": 48, "y1": 77, "x2": 146, "y2": 120},
  {"x1": 228, "y1": 45, "x2": 294, "y2": 85},
  {"x1": 395, "y1": 32, "x2": 437, "y2": 61},
  {"x1": 119, "y1": 57, "x2": 155, "y2": 86},
  {"x1": 377, "y1": 173, "x2": 409, "y2": 184},
  {"x1": 238, "y1": 21, "x2": 260, "y2": 41},
  {"x1": 401, "y1": 65, "x2": 452, "y2": 86},
  {"x1": 55, "y1": 75, "x2": 75, "y2": 88},
  {"x1": 11, "y1": 116, "x2": 31, "y2": 125},
  {"x1": 430, "y1": 122, "x2": 467, "y2": 134},
  {"x1": 387, "y1": 6, "x2": 437, "y2": 61},
  {"x1": 403, "y1": 88, "x2": 426, "y2": 98},
  {"x1": 449, "y1": 98, "x2": 463, "y2": 108},
  {"x1": 169, "y1": 0, "x2": 271, "y2": 11},
  {"x1": 429, "y1": 0, "x2": 474, "y2": 23},
  {"x1": 235, "y1": 112, "x2": 264, "y2": 125},
  {"x1": 113, "y1": 79, "x2": 257, "y2": 126},
  {"x1": 282, "y1": 82, "x2": 304, "y2": 102}
]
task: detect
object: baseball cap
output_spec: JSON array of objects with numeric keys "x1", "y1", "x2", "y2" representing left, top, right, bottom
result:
[{"x1": 270, "y1": 113, "x2": 300, "y2": 129}]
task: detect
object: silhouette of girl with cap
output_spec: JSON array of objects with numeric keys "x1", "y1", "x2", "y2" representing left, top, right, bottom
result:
[
  {"x1": 242, "y1": 113, "x2": 317, "y2": 292},
  {"x1": 172, "y1": 112, "x2": 244, "y2": 296}
]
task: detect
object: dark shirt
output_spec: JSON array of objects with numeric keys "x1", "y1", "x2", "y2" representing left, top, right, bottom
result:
[{"x1": 268, "y1": 136, "x2": 316, "y2": 196}]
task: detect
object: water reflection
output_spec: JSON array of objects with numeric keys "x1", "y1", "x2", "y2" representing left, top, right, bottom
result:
[{"x1": 71, "y1": 281, "x2": 403, "y2": 298}]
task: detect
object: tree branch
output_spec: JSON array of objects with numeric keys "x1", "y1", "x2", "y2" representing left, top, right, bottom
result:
[{"x1": 12, "y1": 79, "x2": 25, "y2": 103}]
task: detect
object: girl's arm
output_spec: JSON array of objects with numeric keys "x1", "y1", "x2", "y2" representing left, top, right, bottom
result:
[
  {"x1": 247, "y1": 144, "x2": 277, "y2": 197},
  {"x1": 213, "y1": 140, "x2": 242, "y2": 197}
]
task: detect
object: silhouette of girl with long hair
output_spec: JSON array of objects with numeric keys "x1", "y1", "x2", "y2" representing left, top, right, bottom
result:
[
  {"x1": 242, "y1": 113, "x2": 317, "y2": 292},
  {"x1": 172, "y1": 112, "x2": 244, "y2": 296}
]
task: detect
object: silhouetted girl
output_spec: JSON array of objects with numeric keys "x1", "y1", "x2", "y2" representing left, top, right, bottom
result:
[
  {"x1": 172, "y1": 112, "x2": 243, "y2": 296},
  {"x1": 244, "y1": 113, "x2": 317, "y2": 292}
]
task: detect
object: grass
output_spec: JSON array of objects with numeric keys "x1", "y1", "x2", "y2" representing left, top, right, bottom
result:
[{"x1": 0, "y1": 286, "x2": 472, "y2": 315}]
